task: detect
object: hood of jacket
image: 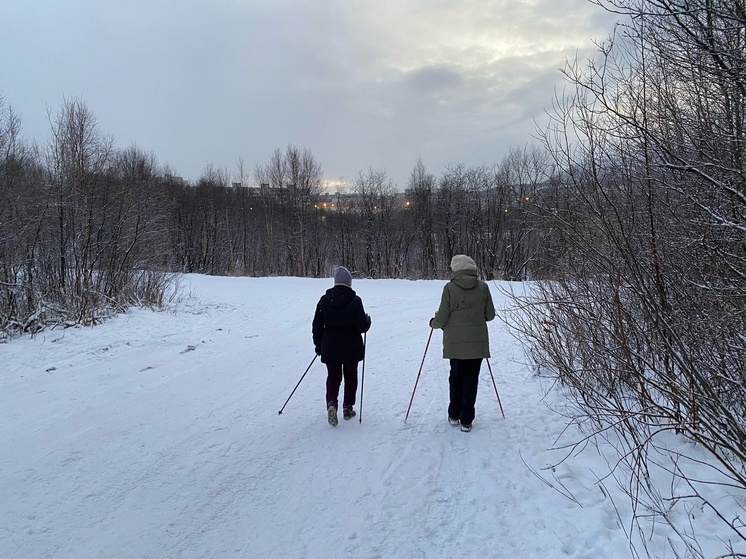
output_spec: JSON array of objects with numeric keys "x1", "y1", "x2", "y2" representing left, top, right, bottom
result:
[
  {"x1": 325, "y1": 285, "x2": 357, "y2": 307},
  {"x1": 450, "y1": 269, "x2": 479, "y2": 290}
]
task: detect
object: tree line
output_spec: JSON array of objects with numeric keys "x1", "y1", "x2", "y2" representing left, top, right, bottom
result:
[
  {"x1": 0, "y1": 97, "x2": 561, "y2": 336},
  {"x1": 160, "y1": 146, "x2": 558, "y2": 282}
]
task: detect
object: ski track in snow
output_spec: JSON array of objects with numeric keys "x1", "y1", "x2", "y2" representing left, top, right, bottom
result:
[{"x1": 0, "y1": 275, "x2": 707, "y2": 558}]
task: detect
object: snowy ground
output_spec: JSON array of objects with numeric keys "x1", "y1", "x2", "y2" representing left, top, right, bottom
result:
[{"x1": 0, "y1": 275, "x2": 738, "y2": 558}]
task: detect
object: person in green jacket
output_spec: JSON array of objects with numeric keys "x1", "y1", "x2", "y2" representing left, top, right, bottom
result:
[{"x1": 430, "y1": 254, "x2": 496, "y2": 432}]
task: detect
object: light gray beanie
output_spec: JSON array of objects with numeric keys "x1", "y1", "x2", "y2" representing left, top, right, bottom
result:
[
  {"x1": 450, "y1": 254, "x2": 477, "y2": 272},
  {"x1": 333, "y1": 266, "x2": 352, "y2": 286}
]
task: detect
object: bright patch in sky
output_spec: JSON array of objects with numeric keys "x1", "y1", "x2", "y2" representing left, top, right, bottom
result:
[{"x1": 0, "y1": 0, "x2": 617, "y2": 187}]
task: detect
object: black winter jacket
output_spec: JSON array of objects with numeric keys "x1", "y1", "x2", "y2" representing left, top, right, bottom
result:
[{"x1": 312, "y1": 285, "x2": 371, "y2": 364}]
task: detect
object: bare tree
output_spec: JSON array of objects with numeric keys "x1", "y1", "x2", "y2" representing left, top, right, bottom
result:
[
  {"x1": 434, "y1": 163, "x2": 469, "y2": 269},
  {"x1": 354, "y1": 167, "x2": 400, "y2": 278},
  {"x1": 254, "y1": 146, "x2": 324, "y2": 276},
  {"x1": 324, "y1": 179, "x2": 360, "y2": 275},
  {"x1": 45, "y1": 97, "x2": 116, "y2": 320},
  {"x1": 0, "y1": 95, "x2": 45, "y2": 334},
  {"x1": 0, "y1": 97, "x2": 174, "y2": 335},
  {"x1": 494, "y1": 146, "x2": 555, "y2": 280},
  {"x1": 408, "y1": 158, "x2": 438, "y2": 278},
  {"x1": 511, "y1": 1, "x2": 746, "y2": 555}
]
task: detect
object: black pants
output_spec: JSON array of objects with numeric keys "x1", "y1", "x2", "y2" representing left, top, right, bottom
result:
[
  {"x1": 448, "y1": 358, "x2": 482, "y2": 426},
  {"x1": 325, "y1": 362, "x2": 358, "y2": 409}
]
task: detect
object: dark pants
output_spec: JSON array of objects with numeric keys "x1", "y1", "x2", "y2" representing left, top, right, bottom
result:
[
  {"x1": 325, "y1": 362, "x2": 358, "y2": 409},
  {"x1": 448, "y1": 358, "x2": 482, "y2": 426}
]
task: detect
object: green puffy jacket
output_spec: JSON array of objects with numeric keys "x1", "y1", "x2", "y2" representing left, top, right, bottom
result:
[{"x1": 431, "y1": 270, "x2": 496, "y2": 359}]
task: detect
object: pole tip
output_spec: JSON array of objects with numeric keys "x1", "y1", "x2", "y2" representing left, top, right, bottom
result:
[{"x1": 277, "y1": 410, "x2": 282, "y2": 415}]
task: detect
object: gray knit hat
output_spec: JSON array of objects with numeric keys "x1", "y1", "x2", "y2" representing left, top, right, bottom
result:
[
  {"x1": 333, "y1": 266, "x2": 352, "y2": 286},
  {"x1": 450, "y1": 254, "x2": 477, "y2": 272}
]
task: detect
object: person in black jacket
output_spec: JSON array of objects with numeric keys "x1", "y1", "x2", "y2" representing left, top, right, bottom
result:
[{"x1": 312, "y1": 266, "x2": 371, "y2": 426}]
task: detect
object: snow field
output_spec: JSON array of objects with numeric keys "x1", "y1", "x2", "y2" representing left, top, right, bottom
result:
[{"x1": 1, "y1": 275, "x2": 729, "y2": 558}]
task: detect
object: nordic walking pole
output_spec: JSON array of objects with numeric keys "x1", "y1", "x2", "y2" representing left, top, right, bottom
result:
[
  {"x1": 485, "y1": 358, "x2": 505, "y2": 419},
  {"x1": 405, "y1": 327, "x2": 434, "y2": 423},
  {"x1": 278, "y1": 354, "x2": 318, "y2": 415},
  {"x1": 359, "y1": 331, "x2": 366, "y2": 424}
]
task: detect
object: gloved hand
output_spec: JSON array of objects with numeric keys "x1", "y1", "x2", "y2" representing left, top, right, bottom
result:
[
  {"x1": 429, "y1": 317, "x2": 436, "y2": 328},
  {"x1": 315, "y1": 346, "x2": 321, "y2": 356},
  {"x1": 366, "y1": 313, "x2": 371, "y2": 327}
]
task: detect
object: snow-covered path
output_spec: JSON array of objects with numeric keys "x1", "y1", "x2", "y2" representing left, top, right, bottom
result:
[{"x1": 2, "y1": 276, "x2": 644, "y2": 558}]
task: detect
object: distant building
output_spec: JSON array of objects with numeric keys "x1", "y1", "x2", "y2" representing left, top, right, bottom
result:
[{"x1": 162, "y1": 173, "x2": 188, "y2": 186}]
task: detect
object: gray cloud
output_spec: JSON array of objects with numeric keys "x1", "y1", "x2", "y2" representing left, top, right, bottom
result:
[
  {"x1": 403, "y1": 65, "x2": 465, "y2": 94},
  {"x1": 0, "y1": 0, "x2": 618, "y2": 188}
]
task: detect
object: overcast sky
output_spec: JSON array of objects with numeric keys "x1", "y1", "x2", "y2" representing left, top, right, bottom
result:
[{"x1": 1, "y1": 0, "x2": 617, "y2": 189}]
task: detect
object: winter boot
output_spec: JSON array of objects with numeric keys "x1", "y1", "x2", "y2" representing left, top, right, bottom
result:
[
  {"x1": 343, "y1": 406, "x2": 356, "y2": 420},
  {"x1": 327, "y1": 403, "x2": 338, "y2": 427},
  {"x1": 460, "y1": 423, "x2": 472, "y2": 432},
  {"x1": 448, "y1": 416, "x2": 460, "y2": 426}
]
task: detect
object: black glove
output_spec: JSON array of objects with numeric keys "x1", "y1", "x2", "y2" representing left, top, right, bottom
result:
[
  {"x1": 366, "y1": 313, "x2": 371, "y2": 327},
  {"x1": 315, "y1": 346, "x2": 321, "y2": 356}
]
